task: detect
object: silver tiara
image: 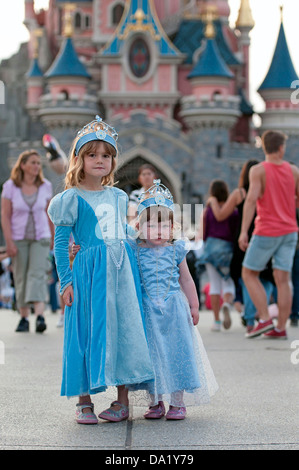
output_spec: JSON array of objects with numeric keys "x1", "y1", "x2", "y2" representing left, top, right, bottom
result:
[{"x1": 75, "y1": 115, "x2": 118, "y2": 155}]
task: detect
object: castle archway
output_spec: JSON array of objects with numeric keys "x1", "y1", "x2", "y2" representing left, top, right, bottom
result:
[{"x1": 115, "y1": 147, "x2": 182, "y2": 204}]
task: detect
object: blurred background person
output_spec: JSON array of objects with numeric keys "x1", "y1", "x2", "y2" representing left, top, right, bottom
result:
[{"x1": 1, "y1": 149, "x2": 53, "y2": 333}]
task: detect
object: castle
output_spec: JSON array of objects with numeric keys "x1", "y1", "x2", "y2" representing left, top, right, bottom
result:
[{"x1": 1, "y1": 0, "x2": 299, "y2": 206}]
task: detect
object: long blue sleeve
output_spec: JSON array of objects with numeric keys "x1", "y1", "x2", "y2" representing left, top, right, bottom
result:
[{"x1": 54, "y1": 225, "x2": 73, "y2": 295}]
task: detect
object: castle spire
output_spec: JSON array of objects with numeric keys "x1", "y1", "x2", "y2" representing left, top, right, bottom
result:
[
  {"x1": 203, "y1": 5, "x2": 217, "y2": 39},
  {"x1": 258, "y1": 12, "x2": 298, "y2": 91},
  {"x1": 63, "y1": 3, "x2": 76, "y2": 38},
  {"x1": 258, "y1": 7, "x2": 299, "y2": 134},
  {"x1": 45, "y1": 3, "x2": 89, "y2": 78},
  {"x1": 236, "y1": 0, "x2": 255, "y2": 29}
]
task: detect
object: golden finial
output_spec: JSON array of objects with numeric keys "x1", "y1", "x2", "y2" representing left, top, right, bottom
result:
[
  {"x1": 64, "y1": 3, "x2": 76, "y2": 37},
  {"x1": 202, "y1": 5, "x2": 218, "y2": 39},
  {"x1": 280, "y1": 5, "x2": 284, "y2": 22},
  {"x1": 32, "y1": 28, "x2": 43, "y2": 58},
  {"x1": 118, "y1": 6, "x2": 160, "y2": 40},
  {"x1": 236, "y1": 0, "x2": 255, "y2": 29},
  {"x1": 134, "y1": 8, "x2": 146, "y2": 23}
]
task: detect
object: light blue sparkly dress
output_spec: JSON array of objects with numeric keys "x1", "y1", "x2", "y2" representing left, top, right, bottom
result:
[
  {"x1": 48, "y1": 187, "x2": 154, "y2": 398},
  {"x1": 130, "y1": 240, "x2": 218, "y2": 407}
]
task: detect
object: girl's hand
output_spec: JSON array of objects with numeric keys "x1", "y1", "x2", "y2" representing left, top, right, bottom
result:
[
  {"x1": 71, "y1": 243, "x2": 81, "y2": 257},
  {"x1": 63, "y1": 285, "x2": 74, "y2": 307},
  {"x1": 206, "y1": 196, "x2": 217, "y2": 206},
  {"x1": 6, "y1": 240, "x2": 18, "y2": 258},
  {"x1": 191, "y1": 307, "x2": 199, "y2": 326}
]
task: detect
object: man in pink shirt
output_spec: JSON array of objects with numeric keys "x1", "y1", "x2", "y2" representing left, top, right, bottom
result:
[{"x1": 239, "y1": 131, "x2": 299, "y2": 339}]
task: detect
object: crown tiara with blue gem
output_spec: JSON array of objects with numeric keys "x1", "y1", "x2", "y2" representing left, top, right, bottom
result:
[
  {"x1": 137, "y1": 179, "x2": 174, "y2": 215},
  {"x1": 75, "y1": 115, "x2": 118, "y2": 156}
]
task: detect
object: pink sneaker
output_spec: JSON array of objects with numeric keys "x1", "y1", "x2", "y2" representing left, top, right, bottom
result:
[
  {"x1": 263, "y1": 329, "x2": 287, "y2": 340},
  {"x1": 144, "y1": 401, "x2": 165, "y2": 419},
  {"x1": 165, "y1": 406, "x2": 186, "y2": 420},
  {"x1": 245, "y1": 319, "x2": 274, "y2": 338}
]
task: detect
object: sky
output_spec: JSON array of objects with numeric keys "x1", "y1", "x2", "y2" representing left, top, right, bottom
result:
[{"x1": 0, "y1": 0, "x2": 298, "y2": 114}]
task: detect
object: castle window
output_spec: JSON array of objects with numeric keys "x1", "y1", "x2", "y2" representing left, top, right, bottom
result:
[
  {"x1": 60, "y1": 90, "x2": 69, "y2": 101},
  {"x1": 85, "y1": 15, "x2": 91, "y2": 29},
  {"x1": 75, "y1": 12, "x2": 81, "y2": 29},
  {"x1": 129, "y1": 37, "x2": 150, "y2": 78},
  {"x1": 112, "y1": 3, "x2": 125, "y2": 25},
  {"x1": 216, "y1": 144, "x2": 223, "y2": 159}
]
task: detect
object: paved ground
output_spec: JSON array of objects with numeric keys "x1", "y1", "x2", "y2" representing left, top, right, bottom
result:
[{"x1": 0, "y1": 307, "x2": 298, "y2": 451}]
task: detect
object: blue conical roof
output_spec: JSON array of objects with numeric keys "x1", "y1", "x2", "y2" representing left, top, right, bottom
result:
[
  {"x1": 188, "y1": 38, "x2": 233, "y2": 79},
  {"x1": 259, "y1": 21, "x2": 298, "y2": 90},
  {"x1": 45, "y1": 37, "x2": 90, "y2": 78},
  {"x1": 26, "y1": 57, "x2": 43, "y2": 78}
]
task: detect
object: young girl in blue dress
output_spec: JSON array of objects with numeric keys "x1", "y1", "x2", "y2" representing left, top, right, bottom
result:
[
  {"x1": 48, "y1": 116, "x2": 154, "y2": 425},
  {"x1": 132, "y1": 181, "x2": 218, "y2": 419}
]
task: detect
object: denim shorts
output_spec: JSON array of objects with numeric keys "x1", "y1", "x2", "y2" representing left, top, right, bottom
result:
[{"x1": 243, "y1": 232, "x2": 298, "y2": 273}]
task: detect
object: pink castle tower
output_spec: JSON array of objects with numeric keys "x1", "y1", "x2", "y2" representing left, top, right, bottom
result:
[
  {"x1": 38, "y1": 5, "x2": 98, "y2": 130},
  {"x1": 180, "y1": 7, "x2": 240, "y2": 130}
]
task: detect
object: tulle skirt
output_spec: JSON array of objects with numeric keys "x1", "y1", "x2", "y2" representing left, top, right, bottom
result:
[{"x1": 129, "y1": 291, "x2": 218, "y2": 407}]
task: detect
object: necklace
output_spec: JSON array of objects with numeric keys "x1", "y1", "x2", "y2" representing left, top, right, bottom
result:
[
  {"x1": 107, "y1": 241, "x2": 125, "y2": 294},
  {"x1": 137, "y1": 245, "x2": 176, "y2": 315}
]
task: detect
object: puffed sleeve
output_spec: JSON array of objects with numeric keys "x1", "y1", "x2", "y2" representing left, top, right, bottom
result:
[
  {"x1": 1, "y1": 179, "x2": 13, "y2": 199},
  {"x1": 175, "y1": 238, "x2": 190, "y2": 265},
  {"x1": 47, "y1": 189, "x2": 78, "y2": 227}
]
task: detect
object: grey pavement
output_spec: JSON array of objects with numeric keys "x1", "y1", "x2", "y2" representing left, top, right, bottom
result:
[{"x1": 0, "y1": 307, "x2": 299, "y2": 451}]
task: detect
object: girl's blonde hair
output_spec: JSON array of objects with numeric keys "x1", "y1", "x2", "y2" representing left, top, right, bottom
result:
[
  {"x1": 64, "y1": 139, "x2": 117, "y2": 189},
  {"x1": 10, "y1": 149, "x2": 44, "y2": 188}
]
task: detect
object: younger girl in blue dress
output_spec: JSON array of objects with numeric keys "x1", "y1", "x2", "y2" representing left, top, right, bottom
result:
[
  {"x1": 48, "y1": 116, "x2": 154, "y2": 424},
  {"x1": 132, "y1": 181, "x2": 218, "y2": 420}
]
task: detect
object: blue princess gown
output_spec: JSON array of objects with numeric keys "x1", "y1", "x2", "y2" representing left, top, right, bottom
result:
[
  {"x1": 130, "y1": 240, "x2": 218, "y2": 407},
  {"x1": 48, "y1": 187, "x2": 154, "y2": 397}
]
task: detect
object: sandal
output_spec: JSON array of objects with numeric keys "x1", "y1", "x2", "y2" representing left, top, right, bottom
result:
[
  {"x1": 165, "y1": 406, "x2": 186, "y2": 420},
  {"x1": 144, "y1": 401, "x2": 165, "y2": 419},
  {"x1": 75, "y1": 402, "x2": 98, "y2": 425},
  {"x1": 98, "y1": 401, "x2": 129, "y2": 422}
]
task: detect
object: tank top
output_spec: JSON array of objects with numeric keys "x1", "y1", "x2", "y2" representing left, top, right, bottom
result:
[
  {"x1": 204, "y1": 205, "x2": 239, "y2": 242},
  {"x1": 253, "y1": 161, "x2": 298, "y2": 237}
]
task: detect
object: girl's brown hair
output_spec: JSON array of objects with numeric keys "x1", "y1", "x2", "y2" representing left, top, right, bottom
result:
[
  {"x1": 238, "y1": 159, "x2": 259, "y2": 191},
  {"x1": 64, "y1": 139, "x2": 117, "y2": 189},
  {"x1": 10, "y1": 149, "x2": 44, "y2": 188},
  {"x1": 209, "y1": 179, "x2": 229, "y2": 202},
  {"x1": 137, "y1": 204, "x2": 181, "y2": 242}
]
